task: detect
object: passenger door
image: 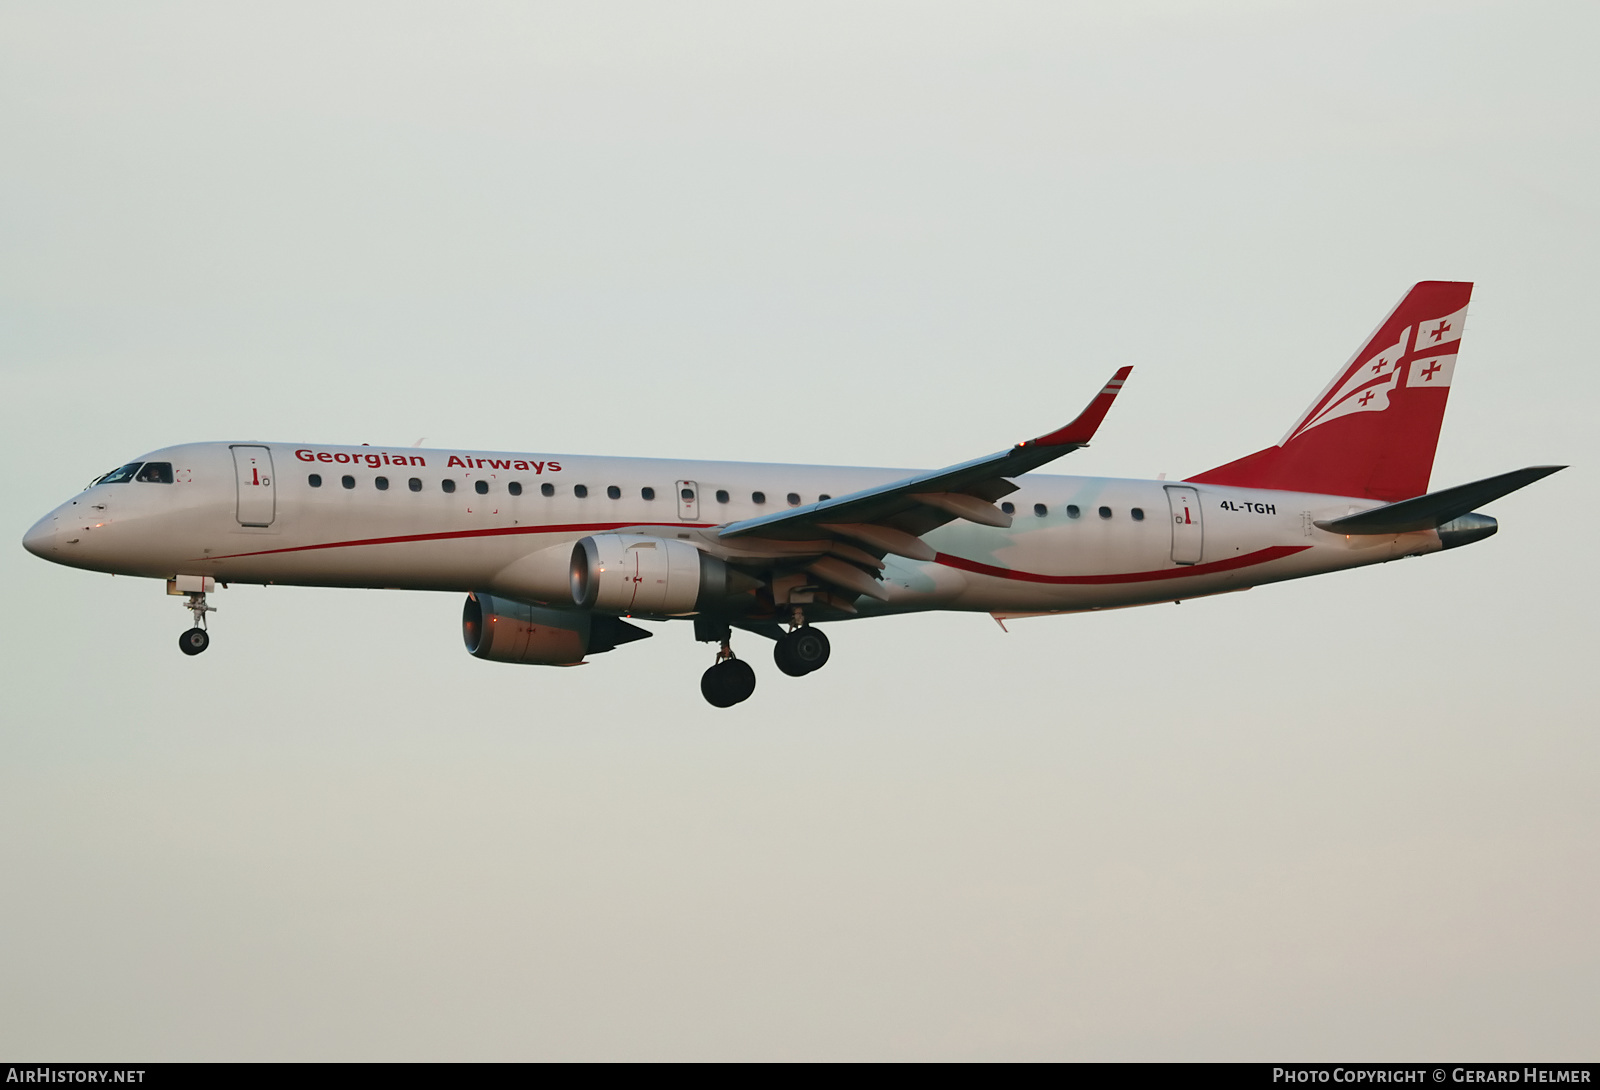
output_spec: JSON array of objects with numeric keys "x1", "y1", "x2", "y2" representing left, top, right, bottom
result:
[
  {"x1": 1165, "y1": 485, "x2": 1202, "y2": 564},
  {"x1": 232, "y1": 446, "x2": 276, "y2": 527}
]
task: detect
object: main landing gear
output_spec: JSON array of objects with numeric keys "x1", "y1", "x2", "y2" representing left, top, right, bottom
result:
[
  {"x1": 178, "y1": 591, "x2": 214, "y2": 657},
  {"x1": 695, "y1": 612, "x2": 832, "y2": 707},
  {"x1": 774, "y1": 625, "x2": 830, "y2": 677},
  {"x1": 701, "y1": 640, "x2": 757, "y2": 708}
]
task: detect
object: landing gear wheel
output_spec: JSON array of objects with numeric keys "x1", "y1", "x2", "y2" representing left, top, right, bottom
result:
[
  {"x1": 701, "y1": 658, "x2": 756, "y2": 707},
  {"x1": 774, "y1": 627, "x2": 830, "y2": 676},
  {"x1": 178, "y1": 590, "x2": 216, "y2": 655}
]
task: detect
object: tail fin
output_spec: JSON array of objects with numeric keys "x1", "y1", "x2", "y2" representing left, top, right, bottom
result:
[{"x1": 1187, "y1": 281, "x2": 1473, "y2": 502}]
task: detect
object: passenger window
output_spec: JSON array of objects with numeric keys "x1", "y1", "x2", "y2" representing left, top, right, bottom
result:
[
  {"x1": 408, "y1": 478, "x2": 422, "y2": 492},
  {"x1": 642, "y1": 487, "x2": 655, "y2": 500},
  {"x1": 1001, "y1": 501, "x2": 1015, "y2": 515},
  {"x1": 574, "y1": 485, "x2": 589, "y2": 498},
  {"x1": 819, "y1": 494, "x2": 831, "y2": 502},
  {"x1": 1131, "y1": 507, "x2": 1145, "y2": 521},
  {"x1": 342, "y1": 475, "x2": 356, "y2": 489},
  {"x1": 442, "y1": 479, "x2": 456, "y2": 494},
  {"x1": 1034, "y1": 503, "x2": 1047, "y2": 517},
  {"x1": 375, "y1": 476, "x2": 389, "y2": 490},
  {"x1": 1098, "y1": 506, "x2": 1112, "y2": 519},
  {"x1": 97, "y1": 463, "x2": 142, "y2": 485},
  {"x1": 541, "y1": 483, "x2": 554, "y2": 497},
  {"x1": 1066, "y1": 504, "x2": 1080, "y2": 518},
  {"x1": 475, "y1": 480, "x2": 489, "y2": 495},
  {"x1": 681, "y1": 487, "x2": 695, "y2": 501},
  {"x1": 752, "y1": 491, "x2": 766, "y2": 504},
  {"x1": 135, "y1": 462, "x2": 174, "y2": 483},
  {"x1": 308, "y1": 474, "x2": 323, "y2": 488},
  {"x1": 607, "y1": 485, "x2": 621, "y2": 499},
  {"x1": 715, "y1": 490, "x2": 730, "y2": 503},
  {"x1": 508, "y1": 482, "x2": 522, "y2": 496},
  {"x1": 787, "y1": 493, "x2": 801, "y2": 506}
]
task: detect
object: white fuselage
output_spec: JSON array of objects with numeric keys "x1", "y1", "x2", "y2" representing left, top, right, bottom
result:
[{"x1": 23, "y1": 440, "x2": 1439, "y2": 620}]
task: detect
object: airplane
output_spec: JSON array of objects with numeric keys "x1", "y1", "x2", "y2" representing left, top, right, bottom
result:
[{"x1": 21, "y1": 281, "x2": 1564, "y2": 707}]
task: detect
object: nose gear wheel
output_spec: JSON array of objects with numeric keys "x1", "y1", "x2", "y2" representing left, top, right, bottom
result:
[{"x1": 178, "y1": 592, "x2": 215, "y2": 656}]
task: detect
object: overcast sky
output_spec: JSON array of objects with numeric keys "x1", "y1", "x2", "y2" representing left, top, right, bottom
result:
[{"x1": 2, "y1": 1, "x2": 1596, "y2": 1060}]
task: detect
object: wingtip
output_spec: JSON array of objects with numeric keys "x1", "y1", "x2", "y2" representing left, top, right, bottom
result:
[{"x1": 1028, "y1": 366, "x2": 1132, "y2": 448}]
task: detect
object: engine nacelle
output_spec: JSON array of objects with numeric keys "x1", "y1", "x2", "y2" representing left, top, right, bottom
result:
[
  {"x1": 486, "y1": 542, "x2": 575, "y2": 604},
  {"x1": 569, "y1": 534, "x2": 754, "y2": 615},
  {"x1": 462, "y1": 592, "x2": 651, "y2": 666}
]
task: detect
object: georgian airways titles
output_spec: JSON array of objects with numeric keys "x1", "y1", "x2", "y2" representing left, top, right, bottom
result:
[{"x1": 293, "y1": 448, "x2": 564, "y2": 474}]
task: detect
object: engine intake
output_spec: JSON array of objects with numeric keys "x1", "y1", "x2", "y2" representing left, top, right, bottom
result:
[
  {"x1": 569, "y1": 534, "x2": 755, "y2": 615},
  {"x1": 463, "y1": 593, "x2": 651, "y2": 666}
]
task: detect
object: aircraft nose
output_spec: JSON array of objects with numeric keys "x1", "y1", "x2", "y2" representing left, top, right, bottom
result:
[{"x1": 22, "y1": 512, "x2": 58, "y2": 558}]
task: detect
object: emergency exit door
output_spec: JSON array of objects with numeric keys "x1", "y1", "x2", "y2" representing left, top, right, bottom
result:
[
  {"x1": 232, "y1": 446, "x2": 276, "y2": 527},
  {"x1": 1165, "y1": 485, "x2": 1202, "y2": 564},
  {"x1": 676, "y1": 480, "x2": 699, "y2": 521}
]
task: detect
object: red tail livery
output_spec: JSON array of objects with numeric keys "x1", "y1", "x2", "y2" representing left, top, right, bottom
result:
[{"x1": 1188, "y1": 281, "x2": 1473, "y2": 502}]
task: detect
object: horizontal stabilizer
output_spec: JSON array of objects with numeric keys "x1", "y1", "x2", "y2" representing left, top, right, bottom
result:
[{"x1": 1313, "y1": 466, "x2": 1566, "y2": 535}]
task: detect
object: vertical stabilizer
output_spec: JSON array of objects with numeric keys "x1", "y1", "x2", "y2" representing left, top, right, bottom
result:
[{"x1": 1187, "y1": 281, "x2": 1473, "y2": 502}]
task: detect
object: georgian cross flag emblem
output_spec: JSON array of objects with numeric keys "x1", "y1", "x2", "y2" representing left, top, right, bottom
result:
[
  {"x1": 1407, "y1": 353, "x2": 1457, "y2": 387},
  {"x1": 1417, "y1": 305, "x2": 1467, "y2": 349},
  {"x1": 1283, "y1": 331, "x2": 1408, "y2": 441}
]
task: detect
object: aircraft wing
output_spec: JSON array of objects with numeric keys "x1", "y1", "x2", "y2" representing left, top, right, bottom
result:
[{"x1": 715, "y1": 368, "x2": 1131, "y2": 594}]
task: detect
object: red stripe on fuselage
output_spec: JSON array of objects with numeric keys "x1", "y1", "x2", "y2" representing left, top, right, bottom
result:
[
  {"x1": 195, "y1": 522, "x2": 718, "y2": 562},
  {"x1": 934, "y1": 545, "x2": 1310, "y2": 585},
  {"x1": 201, "y1": 528, "x2": 1310, "y2": 587}
]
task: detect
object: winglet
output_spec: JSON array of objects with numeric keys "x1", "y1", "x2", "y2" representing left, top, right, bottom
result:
[{"x1": 1023, "y1": 367, "x2": 1133, "y2": 448}]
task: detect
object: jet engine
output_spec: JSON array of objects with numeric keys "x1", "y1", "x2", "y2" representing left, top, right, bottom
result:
[
  {"x1": 569, "y1": 534, "x2": 757, "y2": 615},
  {"x1": 462, "y1": 592, "x2": 651, "y2": 666}
]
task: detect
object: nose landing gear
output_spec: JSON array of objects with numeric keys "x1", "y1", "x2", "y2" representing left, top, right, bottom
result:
[
  {"x1": 179, "y1": 625, "x2": 210, "y2": 656},
  {"x1": 178, "y1": 590, "x2": 215, "y2": 657}
]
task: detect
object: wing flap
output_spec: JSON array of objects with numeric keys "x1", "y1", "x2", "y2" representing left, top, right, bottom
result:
[{"x1": 820, "y1": 523, "x2": 937, "y2": 562}]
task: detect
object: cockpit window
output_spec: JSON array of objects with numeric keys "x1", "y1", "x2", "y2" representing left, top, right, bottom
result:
[
  {"x1": 94, "y1": 462, "x2": 142, "y2": 486},
  {"x1": 135, "y1": 462, "x2": 174, "y2": 483}
]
